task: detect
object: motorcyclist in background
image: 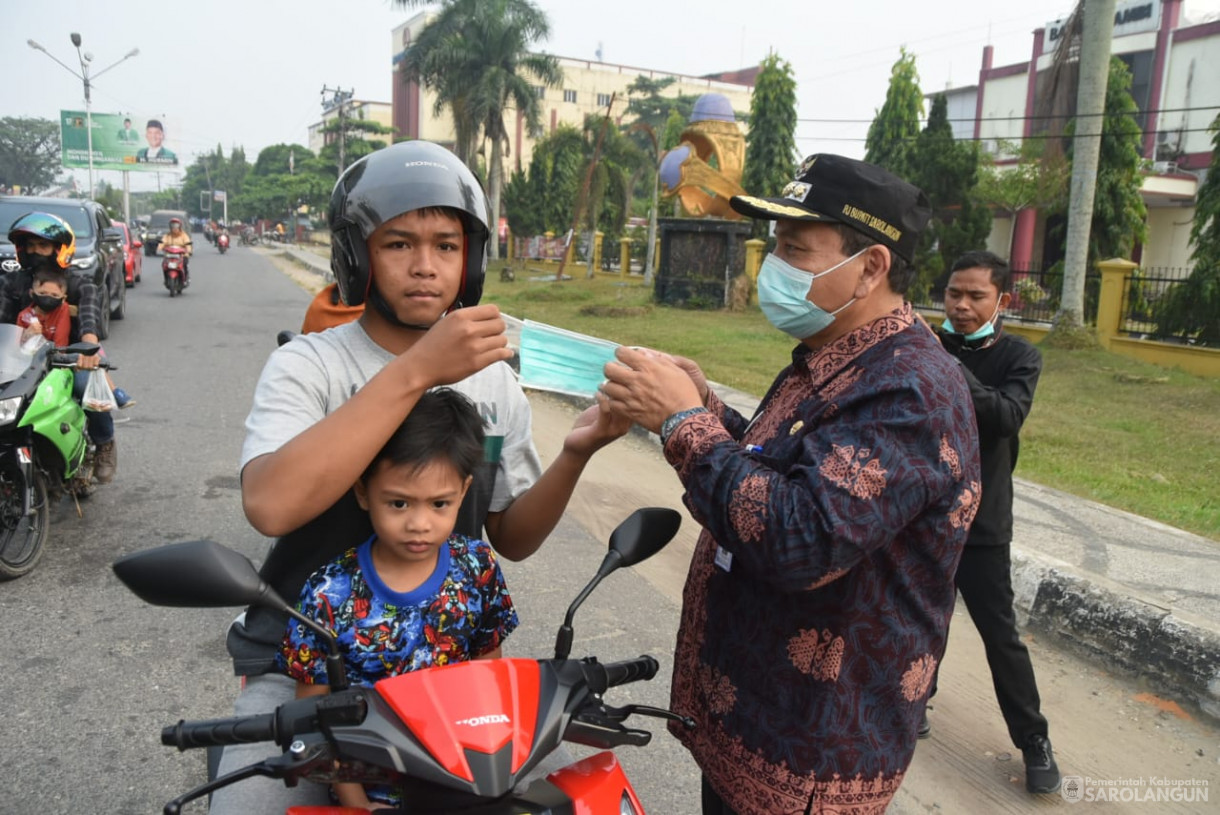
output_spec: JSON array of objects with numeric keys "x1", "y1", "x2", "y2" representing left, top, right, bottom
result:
[
  {"x1": 0, "y1": 212, "x2": 119, "y2": 483},
  {"x1": 159, "y1": 217, "x2": 194, "y2": 287}
]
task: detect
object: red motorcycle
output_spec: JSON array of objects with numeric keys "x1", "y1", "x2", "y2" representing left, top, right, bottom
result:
[
  {"x1": 162, "y1": 246, "x2": 188, "y2": 297},
  {"x1": 113, "y1": 508, "x2": 690, "y2": 815},
  {"x1": 217, "y1": 232, "x2": 230, "y2": 254}
]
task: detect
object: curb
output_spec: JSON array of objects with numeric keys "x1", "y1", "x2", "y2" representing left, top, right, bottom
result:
[{"x1": 1011, "y1": 549, "x2": 1220, "y2": 721}]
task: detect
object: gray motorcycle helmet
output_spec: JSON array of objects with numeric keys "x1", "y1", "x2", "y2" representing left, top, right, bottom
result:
[{"x1": 328, "y1": 141, "x2": 491, "y2": 309}]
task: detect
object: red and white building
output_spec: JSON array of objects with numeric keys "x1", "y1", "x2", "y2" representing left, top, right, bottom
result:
[{"x1": 940, "y1": 0, "x2": 1219, "y2": 270}]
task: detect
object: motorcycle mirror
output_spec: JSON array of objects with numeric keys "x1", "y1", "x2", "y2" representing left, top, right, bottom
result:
[
  {"x1": 554, "y1": 507, "x2": 681, "y2": 660},
  {"x1": 607, "y1": 507, "x2": 682, "y2": 569},
  {"x1": 113, "y1": 540, "x2": 285, "y2": 610},
  {"x1": 113, "y1": 541, "x2": 352, "y2": 692}
]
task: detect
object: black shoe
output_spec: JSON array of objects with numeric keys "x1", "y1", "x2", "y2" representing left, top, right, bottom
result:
[
  {"x1": 917, "y1": 711, "x2": 931, "y2": 739},
  {"x1": 1023, "y1": 734, "x2": 1061, "y2": 794}
]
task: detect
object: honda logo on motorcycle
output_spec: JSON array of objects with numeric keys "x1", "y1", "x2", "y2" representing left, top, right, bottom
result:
[{"x1": 453, "y1": 714, "x2": 510, "y2": 727}]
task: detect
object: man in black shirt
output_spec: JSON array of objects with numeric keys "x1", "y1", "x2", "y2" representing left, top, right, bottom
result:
[{"x1": 928, "y1": 250, "x2": 1060, "y2": 795}]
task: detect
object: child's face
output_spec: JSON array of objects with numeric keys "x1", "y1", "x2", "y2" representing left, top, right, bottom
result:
[
  {"x1": 31, "y1": 279, "x2": 67, "y2": 303},
  {"x1": 367, "y1": 209, "x2": 466, "y2": 328},
  {"x1": 355, "y1": 456, "x2": 472, "y2": 570}
]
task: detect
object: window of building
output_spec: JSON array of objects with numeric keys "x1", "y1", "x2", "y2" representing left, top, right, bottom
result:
[
  {"x1": 534, "y1": 85, "x2": 546, "y2": 99},
  {"x1": 564, "y1": 89, "x2": 577, "y2": 104},
  {"x1": 596, "y1": 93, "x2": 612, "y2": 108}
]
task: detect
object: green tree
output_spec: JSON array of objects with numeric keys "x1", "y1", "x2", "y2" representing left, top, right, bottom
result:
[
  {"x1": 864, "y1": 48, "x2": 923, "y2": 180},
  {"x1": 396, "y1": 0, "x2": 563, "y2": 259},
  {"x1": 908, "y1": 93, "x2": 992, "y2": 297},
  {"x1": 319, "y1": 116, "x2": 396, "y2": 174},
  {"x1": 742, "y1": 53, "x2": 798, "y2": 238},
  {"x1": 1081, "y1": 56, "x2": 1147, "y2": 265},
  {"x1": 624, "y1": 75, "x2": 698, "y2": 155},
  {"x1": 1156, "y1": 113, "x2": 1220, "y2": 344},
  {"x1": 974, "y1": 138, "x2": 1071, "y2": 224},
  {"x1": 0, "y1": 117, "x2": 63, "y2": 193}
]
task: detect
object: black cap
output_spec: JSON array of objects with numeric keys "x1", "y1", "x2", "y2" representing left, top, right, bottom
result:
[{"x1": 730, "y1": 154, "x2": 932, "y2": 263}]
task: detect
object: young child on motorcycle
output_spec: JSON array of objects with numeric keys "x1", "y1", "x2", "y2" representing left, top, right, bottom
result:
[
  {"x1": 17, "y1": 269, "x2": 136, "y2": 408},
  {"x1": 278, "y1": 387, "x2": 518, "y2": 809}
]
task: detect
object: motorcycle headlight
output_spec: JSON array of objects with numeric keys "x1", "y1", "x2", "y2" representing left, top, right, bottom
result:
[
  {"x1": 71, "y1": 253, "x2": 96, "y2": 269},
  {"x1": 0, "y1": 396, "x2": 22, "y2": 426},
  {"x1": 620, "y1": 792, "x2": 639, "y2": 815}
]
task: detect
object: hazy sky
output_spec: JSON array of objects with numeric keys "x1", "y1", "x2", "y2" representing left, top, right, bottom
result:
[{"x1": 3, "y1": 0, "x2": 1219, "y2": 193}]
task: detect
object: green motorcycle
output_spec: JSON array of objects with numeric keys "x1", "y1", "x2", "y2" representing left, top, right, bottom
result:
[{"x1": 0, "y1": 323, "x2": 105, "y2": 579}]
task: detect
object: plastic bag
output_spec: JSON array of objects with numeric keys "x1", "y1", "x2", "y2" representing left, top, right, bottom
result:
[
  {"x1": 20, "y1": 332, "x2": 48, "y2": 355},
  {"x1": 83, "y1": 368, "x2": 117, "y2": 412}
]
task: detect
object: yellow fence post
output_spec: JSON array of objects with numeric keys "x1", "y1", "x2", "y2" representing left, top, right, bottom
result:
[
  {"x1": 593, "y1": 231, "x2": 604, "y2": 273},
  {"x1": 620, "y1": 237, "x2": 631, "y2": 277},
  {"x1": 1095, "y1": 258, "x2": 1138, "y2": 351},
  {"x1": 505, "y1": 227, "x2": 513, "y2": 262},
  {"x1": 745, "y1": 238, "x2": 766, "y2": 288}
]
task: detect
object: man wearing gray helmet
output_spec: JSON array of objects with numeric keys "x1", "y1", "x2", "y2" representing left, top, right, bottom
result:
[{"x1": 211, "y1": 141, "x2": 629, "y2": 813}]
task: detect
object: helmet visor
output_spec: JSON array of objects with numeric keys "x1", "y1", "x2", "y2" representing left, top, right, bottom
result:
[{"x1": 8, "y1": 212, "x2": 74, "y2": 245}]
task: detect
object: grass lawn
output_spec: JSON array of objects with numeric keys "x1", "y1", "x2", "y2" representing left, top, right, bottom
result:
[{"x1": 483, "y1": 263, "x2": 1220, "y2": 541}]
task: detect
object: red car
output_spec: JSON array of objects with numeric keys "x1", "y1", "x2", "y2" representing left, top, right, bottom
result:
[{"x1": 117, "y1": 222, "x2": 143, "y2": 286}]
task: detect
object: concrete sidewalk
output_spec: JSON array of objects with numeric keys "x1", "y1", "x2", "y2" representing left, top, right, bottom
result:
[{"x1": 272, "y1": 246, "x2": 1220, "y2": 720}]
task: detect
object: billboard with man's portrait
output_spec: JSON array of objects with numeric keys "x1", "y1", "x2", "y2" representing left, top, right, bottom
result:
[{"x1": 60, "y1": 111, "x2": 180, "y2": 172}]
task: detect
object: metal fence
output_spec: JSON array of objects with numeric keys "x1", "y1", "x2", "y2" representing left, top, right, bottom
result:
[{"x1": 1118, "y1": 266, "x2": 1206, "y2": 346}]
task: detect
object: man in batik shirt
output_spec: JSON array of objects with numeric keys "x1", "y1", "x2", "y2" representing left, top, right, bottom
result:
[{"x1": 601, "y1": 154, "x2": 981, "y2": 814}]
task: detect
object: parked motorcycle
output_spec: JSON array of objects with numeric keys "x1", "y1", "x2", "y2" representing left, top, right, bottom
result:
[
  {"x1": 217, "y1": 232, "x2": 230, "y2": 254},
  {"x1": 0, "y1": 325, "x2": 111, "y2": 579},
  {"x1": 113, "y1": 507, "x2": 690, "y2": 814},
  {"x1": 162, "y1": 245, "x2": 188, "y2": 296}
]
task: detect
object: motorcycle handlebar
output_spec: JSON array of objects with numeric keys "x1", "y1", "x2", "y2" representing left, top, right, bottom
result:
[
  {"x1": 584, "y1": 656, "x2": 659, "y2": 694},
  {"x1": 162, "y1": 713, "x2": 277, "y2": 751}
]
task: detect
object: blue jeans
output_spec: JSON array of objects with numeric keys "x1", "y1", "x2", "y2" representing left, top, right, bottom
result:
[{"x1": 73, "y1": 369, "x2": 115, "y2": 445}]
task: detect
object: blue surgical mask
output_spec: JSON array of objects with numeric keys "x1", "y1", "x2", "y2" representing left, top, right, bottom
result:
[
  {"x1": 943, "y1": 301, "x2": 1001, "y2": 342},
  {"x1": 518, "y1": 319, "x2": 620, "y2": 398},
  {"x1": 757, "y1": 249, "x2": 866, "y2": 340}
]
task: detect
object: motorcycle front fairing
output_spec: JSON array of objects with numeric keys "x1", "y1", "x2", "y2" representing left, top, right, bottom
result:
[
  {"x1": 281, "y1": 658, "x2": 631, "y2": 812},
  {"x1": 0, "y1": 327, "x2": 85, "y2": 478}
]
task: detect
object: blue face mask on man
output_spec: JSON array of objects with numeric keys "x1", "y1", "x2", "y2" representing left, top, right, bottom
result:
[
  {"x1": 942, "y1": 301, "x2": 1002, "y2": 342},
  {"x1": 756, "y1": 248, "x2": 867, "y2": 340}
]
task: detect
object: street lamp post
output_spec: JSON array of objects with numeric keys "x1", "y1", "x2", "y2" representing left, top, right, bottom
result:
[{"x1": 27, "y1": 34, "x2": 138, "y2": 201}]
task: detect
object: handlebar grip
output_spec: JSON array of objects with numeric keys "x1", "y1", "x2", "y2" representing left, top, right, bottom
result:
[
  {"x1": 601, "y1": 656, "x2": 659, "y2": 688},
  {"x1": 161, "y1": 713, "x2": 277, "y2": 751}
]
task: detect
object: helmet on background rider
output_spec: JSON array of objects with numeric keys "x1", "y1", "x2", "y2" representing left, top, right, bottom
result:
[
  {"x1": 327, "y1": 140, "x2": 490, "y2": 310},
  {"x1": 7, "y1": 212, "x2": 76, "y2": 270},
  {"x1": 169, "y1": 217, "x2": 183, "y2": 230}
]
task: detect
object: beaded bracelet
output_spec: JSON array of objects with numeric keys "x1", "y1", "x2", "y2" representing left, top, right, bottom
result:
[{"x1": 660, "y1": 406, "x2": 709, "y2": 444}]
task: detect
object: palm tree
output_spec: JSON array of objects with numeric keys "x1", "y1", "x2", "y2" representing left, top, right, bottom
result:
[{"x1": 396, "y1": 0, "x2": 563, "y2": 259}]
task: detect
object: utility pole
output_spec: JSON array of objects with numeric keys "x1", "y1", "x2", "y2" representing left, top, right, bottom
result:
[
  {"x1": 322, "y1": 86, "x2": 354, "y2": 174},
  {"x1": 1056, "y1": 0, "x2": 1117, "y2": 336}
]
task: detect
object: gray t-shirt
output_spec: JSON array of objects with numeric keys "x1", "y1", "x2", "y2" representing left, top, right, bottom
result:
[{"x1": 229, "y1": 320, "x2": 542, "y2": 675}]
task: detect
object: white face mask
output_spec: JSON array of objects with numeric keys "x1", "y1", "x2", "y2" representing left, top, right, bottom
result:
[{"x1": 756, "y1": 248, "x2": 866, "y2": 339}]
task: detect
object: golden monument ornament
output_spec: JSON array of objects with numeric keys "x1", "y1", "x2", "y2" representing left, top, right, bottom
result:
[{"x1": 658, "y1": 93, "x2": 746, "y2": 220}]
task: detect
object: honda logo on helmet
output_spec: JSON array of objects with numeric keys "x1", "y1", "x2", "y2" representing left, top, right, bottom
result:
[{"x1": 403, "y1": 161, "x2": 449, "y2": 170}]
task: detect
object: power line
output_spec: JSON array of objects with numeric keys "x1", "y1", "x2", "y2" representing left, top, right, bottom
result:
[
  {"x1": 795, "y1": 125, "x2": 1220, "y2": 144},
  {"x1": 794, "y1": 105, "x2": 1220, "y2": 125}
]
